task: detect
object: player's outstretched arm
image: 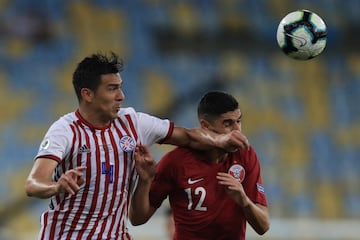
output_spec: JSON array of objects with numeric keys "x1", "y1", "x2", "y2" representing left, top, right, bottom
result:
[
  {"x1": 130, "y1": 145, "x2": 157, "y2": 226},
  {"x1": 25, "y1": 158, "x2": 86, "y2": 199},
  {"x1": 164, "y1": 127, "x2": 249, "y2": 152}
]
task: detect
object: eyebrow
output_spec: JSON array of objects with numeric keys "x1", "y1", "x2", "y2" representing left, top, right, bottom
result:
[
  {"x1": 223, "y1": 114, "x2": 242, "y2": 123},
  {"x1": 107, "y1": 83, "x2": 121, "y2": 87}
]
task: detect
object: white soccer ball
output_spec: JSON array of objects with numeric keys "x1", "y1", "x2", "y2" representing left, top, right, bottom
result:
[{"x1": 276, "y1": 10, "x2": 327, "y2": 60}]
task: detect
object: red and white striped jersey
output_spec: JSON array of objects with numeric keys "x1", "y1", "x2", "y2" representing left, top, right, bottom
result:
[{"x1": 35, "y1": 107, "x2": 174, "y2": 240}]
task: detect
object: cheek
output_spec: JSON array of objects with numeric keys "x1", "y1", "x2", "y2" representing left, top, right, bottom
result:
[
  {"x1": 100, "y1": 94, "x2": 115, "y2": 104},
  {"x1": 214, "y1": 126, "x2": 231, "y2": 134}
]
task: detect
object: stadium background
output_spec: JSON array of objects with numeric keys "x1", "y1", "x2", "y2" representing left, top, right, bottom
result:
[{"x1": 0, "y1": 0, "x2": 359, "y2": 239}]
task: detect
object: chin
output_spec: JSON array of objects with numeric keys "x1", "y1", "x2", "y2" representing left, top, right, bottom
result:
[{"x1": 111, "y1": 112, "x2": 118, "y2": 118}]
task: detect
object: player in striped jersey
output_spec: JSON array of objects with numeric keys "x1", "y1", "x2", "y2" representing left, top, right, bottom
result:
[
  {"x1": 25, "y1": 53, "x2": 250, "y2": 240},
  {"x1": 130, "y1": 91, "x2": 270, "y2": 240}
]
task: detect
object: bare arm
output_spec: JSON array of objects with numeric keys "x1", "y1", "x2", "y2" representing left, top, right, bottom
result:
[
  {"x1": 129, "y1": 145, "x2": 157, "y2": 225},
  {"x1": 25, "y1": 158, "x2": 86, "y2": 199},
  {"x1": 242, "y1": 203, "x2": 270, "y2": 235},
  {"x1": 163, "y1": 126, "x2": 249, "y2": 152},
  {"x1": 216, "y1": 172, "x2": 270, "y2": 235}
]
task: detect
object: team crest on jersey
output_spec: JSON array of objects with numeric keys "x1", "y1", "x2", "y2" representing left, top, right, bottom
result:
[
  {"x1": 40, "y1": 139, "x2": 50, "y2": 150},
  {"x1": 120, "y1": 135, "x2": 136, "y2": 152},
  {"x1": 228, "y1": 164, "x2": 245, "y2": 182}
]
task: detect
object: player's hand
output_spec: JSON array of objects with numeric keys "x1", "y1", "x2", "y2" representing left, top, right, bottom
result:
[
  {"x1": 134, "y1": 145, "x2": 156, "y2": 182},
  {"x1": 216, "y1": 130, "x2": 249, "y2": 152},
  {"x1": 216, "y1": 172, "x2": 250, "y2": 208},
  {"x1": 56, "y1": 166, "x2": 87, "y2": 195}
]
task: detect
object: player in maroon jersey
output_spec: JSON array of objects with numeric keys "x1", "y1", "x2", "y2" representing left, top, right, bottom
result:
[
  {"x1": 24, "y1": 53, "x2": 249, "y2": 240},
  {"x1": 130, "y1": 91, "x2": 270, "y2": 240}
]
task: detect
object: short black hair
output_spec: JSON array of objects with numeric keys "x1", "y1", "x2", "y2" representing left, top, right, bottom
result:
[
  {"x1": 72, "y1": 52, "x2": 124, "y2": 101},
  {"x1": 197, "y1": 91, "x2": 239, "y2": 121}
]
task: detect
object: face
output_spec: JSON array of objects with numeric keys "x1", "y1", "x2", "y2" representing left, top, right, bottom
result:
[
  {"x1": 203, "y1": 109, "x2": 242, "y2": 134},
  {"x1": 90, "y1": 73, "x2": 125, "y2": 122}
]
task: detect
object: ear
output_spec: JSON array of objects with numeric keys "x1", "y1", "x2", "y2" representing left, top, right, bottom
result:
[
  {"x1": 199, "y1": 119, "x2": 210, "y2": 129},
  {"x1": 81, "y1": 88, "x2": 94, "y2": 102}
]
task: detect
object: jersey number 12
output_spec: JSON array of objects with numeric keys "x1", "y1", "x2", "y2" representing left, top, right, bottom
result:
[{"x1": 184, "y1": 187, "x2": 207, "y2": 211}]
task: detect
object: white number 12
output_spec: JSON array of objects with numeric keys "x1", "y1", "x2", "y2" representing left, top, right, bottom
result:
[{"x1": 184, "y1": 187, "x2": 207, "y2": 211}]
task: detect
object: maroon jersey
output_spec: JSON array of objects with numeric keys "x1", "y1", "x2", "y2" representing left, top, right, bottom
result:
[{"x1": 149, "y1": 147, "x2": 267, "y2": 240}]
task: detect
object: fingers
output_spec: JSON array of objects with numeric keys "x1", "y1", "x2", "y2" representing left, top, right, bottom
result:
[
  {"x1": 216, "y1": 172, "x2": 241, "y2": 189},
  {"x1": 74, "y1": 166, "x2": 87, "y2": 171},
  {"x1": 220, "y1": 130, "x2": 250, "y2": 152},
  {"x1": 58, "y1": 166, "x2": 86, "y2": 195},
  {"x1": 134, "y1": 145, "x2": 157, "y2": 181},
  {"x1": 216, "y1": 172, "x2": 235, "y2": 184},
  {"x1": 134, "y1": 145, "x2": 154, "y2": 162},
  {"x1": 233, "y1": 130, "x2": 250, "y2": 150}
]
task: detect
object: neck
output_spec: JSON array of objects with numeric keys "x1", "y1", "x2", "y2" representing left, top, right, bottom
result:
[
  {"x1": 205, "y1": 149, "x2": 228, "y2": 164},
  {"x1": 78, "y1": 107, "x2": 111, "y2": 127}
]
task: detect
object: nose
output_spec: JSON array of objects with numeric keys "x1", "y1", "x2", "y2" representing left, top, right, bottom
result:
[
  {"x1": 233, "y1": 123, "x2": 241, "y2": 131},
  {"x1": 117, "y1": 88, "x2": 125, "y2": 101}
]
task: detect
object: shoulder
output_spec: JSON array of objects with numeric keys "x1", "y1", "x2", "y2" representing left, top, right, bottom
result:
[
  {"x1": 118, "y1": 107, "x2": 136, "y2": 115},
  {"x1": 49, "y1": 112, "x2": 77, "y2": 132},
  {"x1": 117, "y1": 107, "x2": 165, "y2": 123},
  {"x1": 163, "y1": 147, "x2": 195, "y2": 159},
  {"x1": 236, "y1": 145, "x2": 257, "y2": 157},
  {"x1": 159, "y1": 147, "x2": 195, "y2": 166},
  {"x1": 235, "y1": 146, "x2": 260, "y2": 166},
  {"x1": 161, "y1": 147, "x2": 201, "y2": 165}
]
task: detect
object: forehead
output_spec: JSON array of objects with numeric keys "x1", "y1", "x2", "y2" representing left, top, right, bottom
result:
[
  {"x1": 100, "y1": 73, "x2": 122, "y2": 85},
  {"x1": 218, "y1": 108, "x2": 242, "y2": 121}
]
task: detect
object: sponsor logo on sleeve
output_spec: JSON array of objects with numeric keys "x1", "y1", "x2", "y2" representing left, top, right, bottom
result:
[{"x1": 40, "y1": 139, "x2": 50, "y2": 150}]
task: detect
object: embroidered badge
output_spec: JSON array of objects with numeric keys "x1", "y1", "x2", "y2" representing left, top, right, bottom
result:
[
  {"x1": 119, "y1": 135, "x2": 136, "y2": 152},
  {"x1": 40, "y1": 139, "x2": 50, "y2": 150},
  {"x1": 228, "y1": 164, "x2": 245, "y2": 182}
]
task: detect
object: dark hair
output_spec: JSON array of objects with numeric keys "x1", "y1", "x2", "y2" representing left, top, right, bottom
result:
[
  {"x1": 72, "y1": 52, "x2": 124, "y2": 101},
  {"x1": 197, "y1": 91, "x2": 239, "y2": 121}
]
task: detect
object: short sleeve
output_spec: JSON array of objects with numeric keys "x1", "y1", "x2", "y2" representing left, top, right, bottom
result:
[
  {"x1": 35, "y1": 120, "x2": 72, "y2": 163},
  {"x1": 242, "y1": 148, "x2": 268, "y2": 206},
  {"x1": 149, "y1": 151, "x2": 178, "y2": 209},
  {"x1": 136, "y1": 111, "x2": 172, "y2": 145}
]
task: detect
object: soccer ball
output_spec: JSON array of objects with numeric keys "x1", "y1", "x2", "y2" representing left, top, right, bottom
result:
[{"x1": 276, "y1": 10, "x2": 327, "y2": 60}]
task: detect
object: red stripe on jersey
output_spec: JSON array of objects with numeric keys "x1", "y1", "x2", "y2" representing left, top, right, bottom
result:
[
  {"x1": 125, "y1": 114, "x2": 138, "y2": 141},
  {"x1": 57, "y1": 122, "x2": 80, "y2": 239},
  {"x1": 48, "y1": 140, "x2": 77, "y2": 240},
  {"x1": 124, "y1": 162, "x2": 136, "y2": 235},
  {"x1": 122, "y1": 114, "x2": 140, "y2": 235},
  {"x1": 104, "y1": 129, "x2": 122, "y2": 238},
  {"x1": 76, "y1": 126, "x2": 102, "y2": 239},
  {"x1": 113, "y1": 122, "x2": 131, "y2": 236},
  {"x1": 90, "y1": 129, "x2": 112, "y2": 237},
  {"x1": 60, "y1": 122, "x2": 89, "y2": 240},
  {"x1": 118, "y1": 117, "x2": 132, "y2": 137},
  {"x1": 56, "y1": 124, "x2": 79, "y2": 239},
  {"x1": 40, "y1": 212, "x2": 48, "y2": 240},
  {"x1": 115, "y1": 165, "x2": 128, "y2": 235},
  {"x1": 73, "y1": 124, "x2": 93, "y2": 240}
]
